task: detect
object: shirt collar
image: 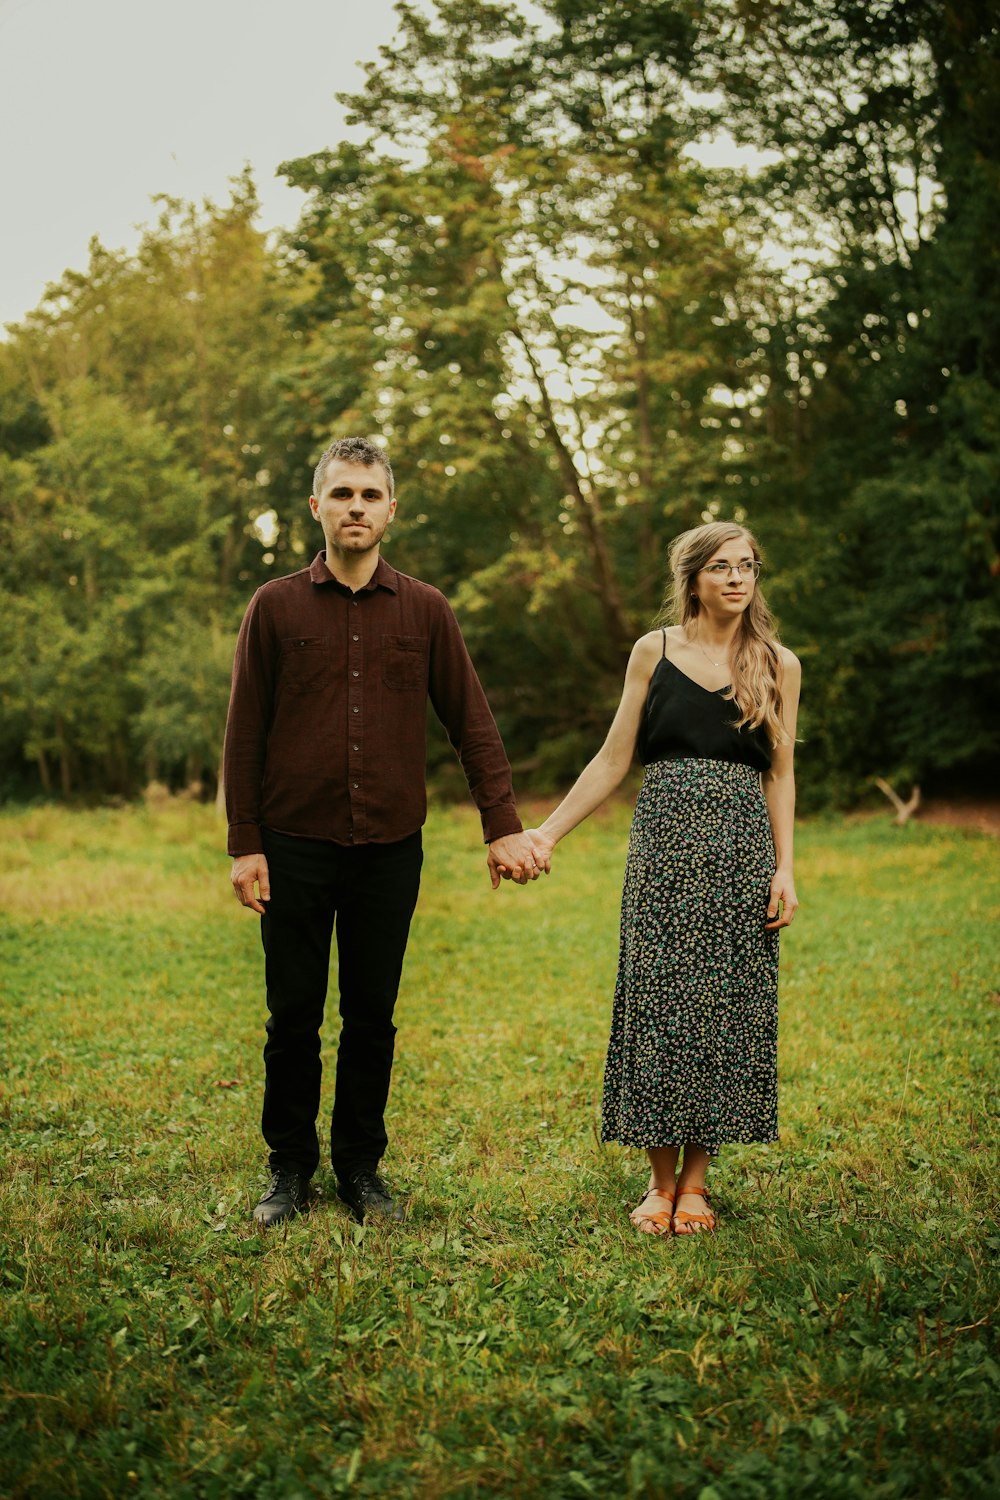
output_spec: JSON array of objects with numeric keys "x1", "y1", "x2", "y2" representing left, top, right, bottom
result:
[{"x1": 309, "y1": 552, "x2": 399, "y2": 594}]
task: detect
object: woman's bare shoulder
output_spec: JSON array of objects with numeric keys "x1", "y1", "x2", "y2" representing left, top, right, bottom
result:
[
  {"x1": 634, "y1": 625, "x2": 685, "y2": 650},
  {"x1": 626, "y1": 630, "x2": 667, "y2": 681},
  {"x1": 776, "y1": 644, "x2": 802, "y2": 678},
  {"x1": 631, "y1": 628, "x2": 675, "y2": 662}
]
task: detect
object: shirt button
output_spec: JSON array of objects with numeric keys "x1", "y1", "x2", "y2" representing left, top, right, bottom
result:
[
  {"x1": 352, "y1": 670, "x2": 359, "y2": 677},
  {"x1": 352, "y1": 744, "x2": 360, "y2": 752},
  {"x1": 352, "y1": 706, "x2": 359, "y2": 714},
  {"x1": 352, "y1": 782, "x2": 359, "y2": 789},
  {"x1": 351, "y1": 601, "x2": 358, "y2": 608},
  {"x1": 352, "y1": 634, "x2": 359, "y2": 642}
]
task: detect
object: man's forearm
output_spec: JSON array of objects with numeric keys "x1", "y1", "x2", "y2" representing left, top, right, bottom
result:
[
  {"x1": 223, "y1": 712, "x2": 268, "y2": 855},
  {"x1": 224, "y1": 590, "x2": 274, "y2": 855},
  {"x1": 428, "y1": 604, "x2": 522, "y2": 842}
]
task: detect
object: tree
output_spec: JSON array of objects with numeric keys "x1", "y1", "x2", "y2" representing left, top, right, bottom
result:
[
  {"x1": 2, "y1": 172, "x2": 311, "y2": 592},
  {"x1": 701, "y1": 0, "x2": 1000, "y2": 795},
  {"x1": 279, "y1": 0, "x2": 779, "y2": 771},
  {"x1": 0, "y1": 390, "x2": 212, "y2": 794},
  {"x1": 0, "y1": 177, "x2": 314, "y2": 797}
]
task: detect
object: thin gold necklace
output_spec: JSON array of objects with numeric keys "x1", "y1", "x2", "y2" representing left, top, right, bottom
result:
[{"x1": 691, "y1": 632, "x2": 730, "y2": 670}]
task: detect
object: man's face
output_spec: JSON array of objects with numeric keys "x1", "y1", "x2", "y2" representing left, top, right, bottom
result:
[{"x1": 309, "y1": 459, "x2": 396, "y2": 555}]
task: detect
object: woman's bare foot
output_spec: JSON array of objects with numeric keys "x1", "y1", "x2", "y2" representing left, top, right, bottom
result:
[
  {"x1": 630, "y1": 1181, "x2": 676, "y2": 1236},
  {"x1": 673, "y1": 1184, "x2": 716, "y2": 1235}
]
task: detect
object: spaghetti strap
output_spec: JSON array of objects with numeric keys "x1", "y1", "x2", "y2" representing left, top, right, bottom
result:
[{"x1": 661, "y1": 627, "x2": 667, "y2": 657}]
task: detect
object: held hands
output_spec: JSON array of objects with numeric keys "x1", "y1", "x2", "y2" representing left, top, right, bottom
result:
[
  {"x1": 524, "y1": 828, "x2": 555, "y2": 872},
  {"x1": 231, "y1": 853, "x2": 270, "y2": 915},
  {"x1": 765, "y1": 868, "x2": 798, "y2": 930},
  {"x1": 487, "y1": 830, "x2": 553, "y2": 891}
]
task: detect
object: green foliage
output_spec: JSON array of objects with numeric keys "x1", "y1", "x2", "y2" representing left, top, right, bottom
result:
[
  {"x1": 0, "y1": 179, "x2": 317, "y2": 796},
  {"x1": 0, "y1": 801, "x2": 997, "y2": 1495},
  {"x1": 0, "y1": 2, "x2": 998, "y2": 800},
  {"x1": 700, "y1": 0, "x2": 1000, "y2": 793},
  {"x1": 0, "y1": 393, "x2": 212, "y2": 794},
  {"x1": 136, "y1": 615, "x2": 237, "y2": 785},
  {"x1": 3, "y1": 172, "x2": 313, "y2": 584}
]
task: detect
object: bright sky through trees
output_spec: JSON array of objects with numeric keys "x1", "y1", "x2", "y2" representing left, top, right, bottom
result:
[{"x1": 0, "y1": 0, "x2": 779, "y2": 335}]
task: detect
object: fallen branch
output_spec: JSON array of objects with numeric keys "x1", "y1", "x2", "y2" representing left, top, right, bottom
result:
[{"x1": 874, "y1": 778, "x2": 922, "y2": 826}]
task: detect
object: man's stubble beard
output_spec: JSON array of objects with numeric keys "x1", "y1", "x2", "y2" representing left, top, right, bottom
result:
[{"x1": 332, "y1": 521, "x2": 389, "y2": 554}]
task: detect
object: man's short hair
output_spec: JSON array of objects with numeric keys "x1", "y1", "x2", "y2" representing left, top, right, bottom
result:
[{"x1": 312, "y1": 436, "x2": 394, "y2": 499}]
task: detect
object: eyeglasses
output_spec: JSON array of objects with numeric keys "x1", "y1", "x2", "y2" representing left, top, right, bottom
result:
[{"x1": 701, "y1": 560, "x2": 761, "y2": 579}]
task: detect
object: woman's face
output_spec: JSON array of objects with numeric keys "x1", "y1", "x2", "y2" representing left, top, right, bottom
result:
[{"x1": 690, "y1": 536, "x2": 758, "y2": 617}]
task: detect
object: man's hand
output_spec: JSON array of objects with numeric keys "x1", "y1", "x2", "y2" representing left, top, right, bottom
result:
[
  {"x1": 231, "y1": 853, "x2": 270, "y2": 915},
  {"x1": 487, "y1": 831, "x2": 550, "y2": 891}
]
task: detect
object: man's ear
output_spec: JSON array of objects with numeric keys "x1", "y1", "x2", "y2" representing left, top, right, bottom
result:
[
  {"x1": 388, "y1": 496, "x2": 397, "y2": 520},
  {"x1": 308, "y1": 495, "x2": 320, "y2": 519}
]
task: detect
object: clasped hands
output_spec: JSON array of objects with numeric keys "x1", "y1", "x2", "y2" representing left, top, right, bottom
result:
[{"x1": 487, "y1": 829, "x2": 554, "y2": 891}]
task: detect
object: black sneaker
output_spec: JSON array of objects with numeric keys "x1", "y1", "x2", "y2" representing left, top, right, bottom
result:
[
  {"x1": 252, "y1": 1169, "x2": 309, "y2": 1227},
  {"x1": 337, "y1": 1169, "x2": 405, "y2": 1224}
]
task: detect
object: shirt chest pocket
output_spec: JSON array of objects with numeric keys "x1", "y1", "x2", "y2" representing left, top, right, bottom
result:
[
  {"x1": 382, "y1": 634, "x2": 428, "y2": 691},
  {"x1": 279, "y1": 637, "x2": 327, "y2": 692}
]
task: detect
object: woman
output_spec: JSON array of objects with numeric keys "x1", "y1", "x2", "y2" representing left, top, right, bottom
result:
[{"x1": 527, "y1": 522, "x2": 800, "y2": 1235}]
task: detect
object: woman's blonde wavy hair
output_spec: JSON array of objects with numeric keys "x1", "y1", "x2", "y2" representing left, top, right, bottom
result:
[{"x1": 655, "y1": 521, "x2": 786, "y2": 746}]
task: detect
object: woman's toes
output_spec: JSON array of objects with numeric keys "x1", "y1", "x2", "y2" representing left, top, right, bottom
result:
[{"x1": 629, "y1": 1186, "x2": 675, "y2": 1235}]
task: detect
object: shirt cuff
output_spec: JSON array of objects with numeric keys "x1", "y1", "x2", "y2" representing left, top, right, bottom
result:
[
  {"x1": 480, "y1": 803, "x2": 523, "y2": 845},
  {"x1": 228, "y1": 822, "x2": 264, "y2": 857}
]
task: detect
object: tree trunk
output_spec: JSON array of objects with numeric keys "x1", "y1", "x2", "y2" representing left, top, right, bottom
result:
[
  {"x1": 36, "y1": 747, "x2": 52, "y2": 794},
  {"x1": 58, "y1": 742, "x2": 72, "y2": 799},
  {"x1": 629, "y1": 294, "x2": 657, "y2": 609},
  {"x1": 513, "y1": 330, "x2": 634, "y2": 651}
]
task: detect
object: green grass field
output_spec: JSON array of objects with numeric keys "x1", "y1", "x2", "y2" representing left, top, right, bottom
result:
[{"x1": 1, "y1": 799, "x2": 998, "y2": 1498}]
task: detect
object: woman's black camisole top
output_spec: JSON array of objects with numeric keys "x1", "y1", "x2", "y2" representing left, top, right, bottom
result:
[{"x1": 637, "y1": 630, "x2": 772, "y2": 772}]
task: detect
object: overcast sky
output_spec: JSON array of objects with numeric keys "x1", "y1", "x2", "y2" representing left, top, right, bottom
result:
[{"x1": 0, "y1": 0, "x2": 404, "y2": 331}]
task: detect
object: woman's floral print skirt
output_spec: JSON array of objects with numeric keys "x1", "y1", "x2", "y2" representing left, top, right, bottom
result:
[{"x1": 601, "y1": 757, "x2": 779, "y2": 1154}]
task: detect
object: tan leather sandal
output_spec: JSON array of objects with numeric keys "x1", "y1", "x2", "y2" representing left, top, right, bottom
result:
[
  {"x1": 672, "y1": 1186, "x2": 717, "y2": 1235},
  {"x1": 630, "y1": 1186, "x2": 676, "y2": 1236}
]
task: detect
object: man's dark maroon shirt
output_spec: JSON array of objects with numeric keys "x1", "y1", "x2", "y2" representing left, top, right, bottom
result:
[{"x1": 223, "y1": 552, "x2": 522, "y2": 857}]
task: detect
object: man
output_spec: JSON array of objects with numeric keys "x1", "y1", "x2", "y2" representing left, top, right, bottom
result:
[{"x1": 224, "y1": 436, "x2": 542, "y2": 1228}]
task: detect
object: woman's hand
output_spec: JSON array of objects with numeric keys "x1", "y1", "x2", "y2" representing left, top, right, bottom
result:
[
  {"x1": 524, "y1": 828, "x2": 555, "y2": 873},
  {"x1": 765, "y1": 868, "x2": 798, "y2": 930},
  {"x1": 487, "y1": 831, "x2": 546, "y2": 889}
]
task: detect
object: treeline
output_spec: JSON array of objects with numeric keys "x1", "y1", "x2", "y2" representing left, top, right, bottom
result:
[{"x1": 1, "y1": 0, "x2": 997, "y2": 807}]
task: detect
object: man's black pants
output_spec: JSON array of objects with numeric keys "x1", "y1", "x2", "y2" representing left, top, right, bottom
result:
[{"x1": 259, "y1": 827, "x2": 423, "y2": 1182}]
